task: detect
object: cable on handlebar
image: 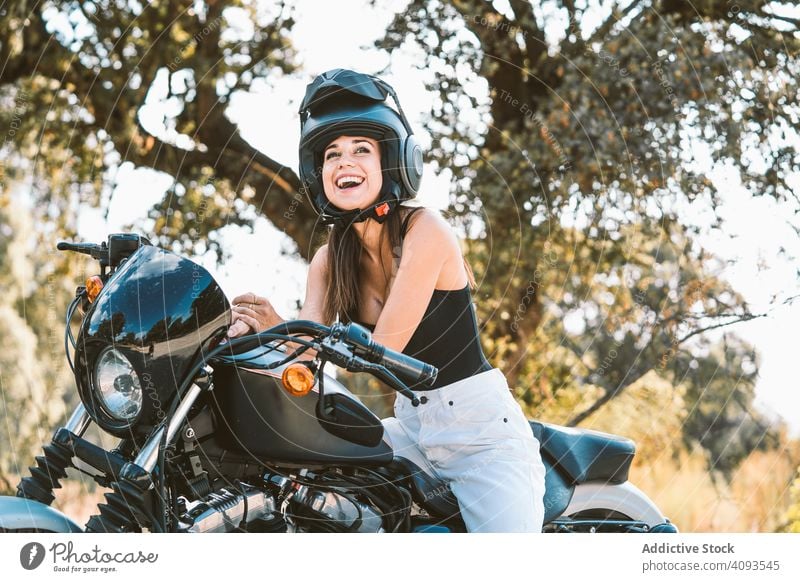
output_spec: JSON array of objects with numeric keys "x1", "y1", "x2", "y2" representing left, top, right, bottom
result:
[
  {"x1": 178, "y1": 322, "x2": 329, "y2": 400},
  {"x1": 359, "y1": 362, "x2": 420, "y2": 406},
  {"x1": 64, "y1": 295, "x2": 81, "y2": 374}
]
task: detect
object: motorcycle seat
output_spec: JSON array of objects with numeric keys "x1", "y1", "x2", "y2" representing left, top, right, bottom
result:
[{"x1": 530, "y1": 421, "x2": 635, "y2": 485}]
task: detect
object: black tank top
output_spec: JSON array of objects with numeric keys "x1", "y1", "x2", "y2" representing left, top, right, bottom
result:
[{"x1": 356, "y1": 208, "x2": 492, "y2": 389}]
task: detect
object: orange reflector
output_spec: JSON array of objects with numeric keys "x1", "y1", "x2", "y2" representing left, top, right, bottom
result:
[
  {"x1": 85, "y1": 276, "x2": 104, "y2": 303},
  {"x1": 375, "y1": 202, "x2": 390, "y2": 217},
  {"x1": 281, "y1": 364, "x2": 315, "y2": 396}
]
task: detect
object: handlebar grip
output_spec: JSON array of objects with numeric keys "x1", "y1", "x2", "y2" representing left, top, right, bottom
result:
[
  {"x1": 57, "y1": 241, "x2": 110, "y2": 266},
  {"x1": 374, "y1": 345, "x2": 438, "y2": 388},
  {"x1": 341, "y1": 323, "x2": 438, "y2": 388},
  {"x1": 57, "y1": 241, "x2": 102, "y2": 254}
]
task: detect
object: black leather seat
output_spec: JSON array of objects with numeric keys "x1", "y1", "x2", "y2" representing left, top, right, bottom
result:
[
  {"x1": 387, "y1": 422, "x2": 635, "y2": 526},
  {"x1": 530, "y1": 421, "x2": 635, "y2": 485}
]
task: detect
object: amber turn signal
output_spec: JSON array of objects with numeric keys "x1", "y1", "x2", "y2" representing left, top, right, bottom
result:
[
  {"x1": 281, "y1": 363, "x2": 315, "y2": 396},
  {"x1": 85, "y1": 276, "x2": 104, "y2": 303}
]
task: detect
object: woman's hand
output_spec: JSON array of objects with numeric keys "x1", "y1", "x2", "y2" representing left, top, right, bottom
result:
[{"x1": 227, "y1": 292, "x2": 284, "y2": 338}]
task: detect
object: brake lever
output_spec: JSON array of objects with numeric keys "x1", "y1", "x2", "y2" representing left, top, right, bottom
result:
[
  {"x1": 357, "y1": 361, "x2": 420, "y2": 407},
  {"x1": 317, "y1": 337, "x2": 420, "y2": 406}
]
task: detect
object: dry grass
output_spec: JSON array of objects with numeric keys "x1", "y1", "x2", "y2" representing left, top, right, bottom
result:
[
  {"x1": 631, "y1": 443, "x2": 798, "y2": 532},
  {"x1": 565, "y1": 373, "x2": 800, "y2": 532}
]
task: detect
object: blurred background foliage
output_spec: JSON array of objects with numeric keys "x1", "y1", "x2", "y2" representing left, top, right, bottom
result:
[{"x1": 1, "y1": 0, "x2": 800, "y2": 531}]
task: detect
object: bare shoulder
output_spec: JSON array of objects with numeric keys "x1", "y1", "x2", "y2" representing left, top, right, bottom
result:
[
  {"x1": 403, "y1": 208, "x2": 459, "y2": 250},
  {"x1": 309, "y1": 244, "x2": 329, "y2": 275},
  {"x1": 399, "y1": 207, "x2": 468, "y2": 287}
]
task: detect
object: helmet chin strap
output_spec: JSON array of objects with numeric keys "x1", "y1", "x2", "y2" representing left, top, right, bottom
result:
[{"x1": 321, "y1": 180, "x2": 401, "y2": 227}]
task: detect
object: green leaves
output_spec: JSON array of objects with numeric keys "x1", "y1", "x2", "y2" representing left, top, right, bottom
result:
[
  {"x1": 0, "y1": 0, "x2": 310, "y2": 257},
  {"x1": 377, "y1": 0, "x2": 798, "y2": 476}
]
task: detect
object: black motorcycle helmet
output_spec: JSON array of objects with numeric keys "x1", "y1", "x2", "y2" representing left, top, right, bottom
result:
[{"x1": 298, "y1": 69, "x2": 424, "y2": 225}]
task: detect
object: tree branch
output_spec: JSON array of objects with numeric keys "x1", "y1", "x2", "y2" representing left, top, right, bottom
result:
[
  {"x1": 566, "y1": 360, "x2": 651, "y2": 426},
  {"x1": 565, "y1": 306, "x2": 766, "y2": 427},
  {"x1": 586, "y1": 0, "x2": 643, "y2": 47},
  {"x1": 675, "y1": 312, "x2": 766, "y2": 345},
  {"x1": 0, "y1": 4, "x2": 313, "y2": 255},
  {"x1": 509, "y1": 0, "x2": 546, "y2": 67},
  {"x1": 758, "y1": 9, "x2": 800, "y2": 30}
]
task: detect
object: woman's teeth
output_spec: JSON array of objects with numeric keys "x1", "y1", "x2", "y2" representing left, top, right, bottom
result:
[{"x1": 336, "y1": 176, "x2": 365, "y2": 189}]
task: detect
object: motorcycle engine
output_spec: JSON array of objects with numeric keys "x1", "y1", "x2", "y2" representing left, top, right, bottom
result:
[
  {"x1": 176, "y1": 485, "x2": 282, "y2": 533},
  {"x1": 288, "y1": 483, "x2": 385, "y2": 533}
]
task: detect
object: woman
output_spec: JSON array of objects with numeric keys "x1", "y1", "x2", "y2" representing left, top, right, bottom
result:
[{"x1": 227, "y1": 69, "x2": 545, "y2": 532}]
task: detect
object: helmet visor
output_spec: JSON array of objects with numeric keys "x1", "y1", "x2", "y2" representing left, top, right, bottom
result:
[{"x1": 299, "y1": 69, "x2": 390, "y2": 117}]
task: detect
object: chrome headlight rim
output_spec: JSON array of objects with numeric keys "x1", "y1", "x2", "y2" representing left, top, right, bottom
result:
[{"x1": 92, "y1": 346, "x2": 144, "y2": 423}]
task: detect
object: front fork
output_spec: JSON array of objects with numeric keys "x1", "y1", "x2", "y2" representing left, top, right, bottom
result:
[
  {"x1": 17, "y1": 372, "x2": 212, "y2": 532},
  {"x1": 16, "y1": 404, "x2": 93, "y2": 505},
  {"x1": 87, "y1": 372, "x2": 213, "y2": 532},
  {"x1": 65, "y1": 403, "x2": 92, "y2": 436}
]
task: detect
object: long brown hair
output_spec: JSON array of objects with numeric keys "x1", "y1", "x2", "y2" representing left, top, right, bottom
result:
[
  {"x1": 322, "y1": 206, "x2": 476, "y2": 325},
  {"x1": 322, "y1": 208, "x2": 402, "y2": 325}
]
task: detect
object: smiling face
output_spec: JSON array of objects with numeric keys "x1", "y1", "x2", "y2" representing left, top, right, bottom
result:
[{"x1": 321, "y1": 135, "x2": 383, "y2": 211}]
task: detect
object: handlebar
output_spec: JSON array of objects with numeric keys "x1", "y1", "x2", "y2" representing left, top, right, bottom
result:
[
  {"x1": 56, "y1": 241, "x2": 109, "y2": 264},
  {"x1": 225, "y1": 320, "x2": 330, "y2": 353},
  {"x1": 221, "y1": 320, "x2": 438, "y2": 400},
  {"x1": 57, "y1": 234, "x2": 152, "y2": 271},
  {"x1": 338, "y1": 323, "x2": 438, "y2": 389}
]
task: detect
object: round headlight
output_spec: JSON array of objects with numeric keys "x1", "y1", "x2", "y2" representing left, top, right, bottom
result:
[{"x1": 93, "y1": 348, "x2": 143, "y2": 421}]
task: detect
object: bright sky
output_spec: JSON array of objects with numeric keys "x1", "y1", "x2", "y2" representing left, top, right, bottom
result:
[{"x1": 77, "y1": 0, "x2": 800, "y2": 435}]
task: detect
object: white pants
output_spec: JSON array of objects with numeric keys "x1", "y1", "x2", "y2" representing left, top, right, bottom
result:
[{"x1": 382, "y1": 368, "x2": 546, "y2": 532}]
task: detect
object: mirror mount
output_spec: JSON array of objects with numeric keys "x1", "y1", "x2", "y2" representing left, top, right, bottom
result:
[{"x1": 315, "y1": 361, "x2": 384, "y2": 448}]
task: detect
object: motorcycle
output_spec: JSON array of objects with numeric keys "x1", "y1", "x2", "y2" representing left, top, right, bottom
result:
[{"x1": 0, "y1": 233, "x2": 678, "y2": 533}]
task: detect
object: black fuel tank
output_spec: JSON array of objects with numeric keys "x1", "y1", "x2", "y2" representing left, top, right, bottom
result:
[{"x1": 212, "y1": 350, "x2": 393, "y2": 467}]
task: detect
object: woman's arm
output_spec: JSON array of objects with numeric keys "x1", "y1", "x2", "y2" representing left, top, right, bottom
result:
[
  {"x1": 227, "y1": 244, "x2": 329, "y2": 336},
  {"x1": 371, "y1": 209, "x2": 467, "y2": 352},
  {"x1": 297, "y1": 244, "x2": 329, "y2": 324},
  {"x1": 227, "y1": 245, "x2": 329, "y2": 360}
]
